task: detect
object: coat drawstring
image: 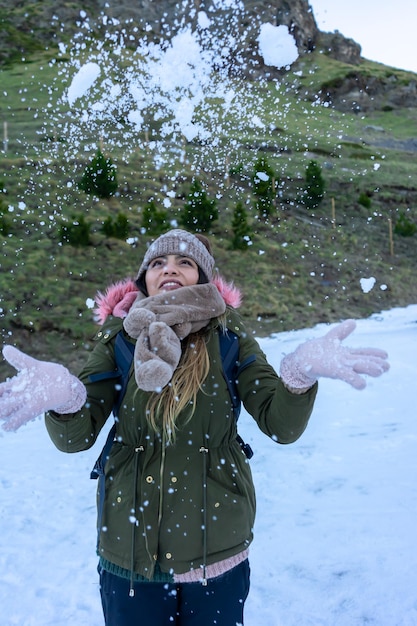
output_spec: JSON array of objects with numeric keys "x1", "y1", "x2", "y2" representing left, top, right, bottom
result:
[
  {"x1": 129, "y1": 445, "x2": 144, "y2": 597},
  {"x1": 199, "y1": 445, "x2": 209, "y2": 586}
]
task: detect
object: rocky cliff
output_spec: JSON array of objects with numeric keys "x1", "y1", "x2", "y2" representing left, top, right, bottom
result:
[{"x1": 0, "y1": 0, "x2": 360, "y2": 69}]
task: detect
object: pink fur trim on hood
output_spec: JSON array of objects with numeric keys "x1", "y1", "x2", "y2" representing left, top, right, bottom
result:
[
  {"x1": 212, "y1": 275, "x2": 242, "y2": 309},
  {"x1": 93, "y1": 276, "x2": 242, "y2": 324},
  {"x1": 94, "y1": 279, "x2": 139, "y2": 325}
]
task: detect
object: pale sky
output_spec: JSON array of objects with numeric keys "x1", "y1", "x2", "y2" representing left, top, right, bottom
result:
[{"x1": 309, "y1": 0, "x2": 416, "y2": 73}]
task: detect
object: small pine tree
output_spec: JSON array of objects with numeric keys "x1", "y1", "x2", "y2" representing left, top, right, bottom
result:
[
  {"x1": 102, "y1": 213, "x2": 130, "y2": 239},
  {"x1": 0, "y1": 215, "x2": 9, "y2": 236},
  {"x1": 59, "y1": 214, "x2": 91, "y2": 246},
  {"x1": 358, "y1": 191, "x2": 372, "y2": 209},
  {"x1": 303, "y1": 160, "x2": 325, "y2": 209},
  {"x1": 252, "y1": 156, "x2": 276, "y2": 218},
  {"x1": 394, "y1": 212, "x2": 417, "y2": 237},
  {"x1": 102, "y1": 216, "x2": 114, "y2": 238},
  {"x1": 112, "y1": 213, "x2": 129, "y2": 239},
  {"x1": 231, "y1": 201, "x2": 251, "y2": 250},
  {"x1": 141, "y1": 200, "x2": 168, "y2": 235},
  {"x1": 179, "y1": 179, "x2": 218, "y2": 233},
  {"x1": 78, "y1": 149, "x2": 118, "y2": 199}
]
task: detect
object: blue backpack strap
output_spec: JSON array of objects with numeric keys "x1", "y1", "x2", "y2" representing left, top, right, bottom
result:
[
  {"x1": 88, "y1": 331, "x2": 135, "y2": 411},
  {"x1": 90, "y1": 423, "x2": 116, "y2": 480},
  {"x1": 218, "y1": 328, "x2": 256, "y2": 459},
  {"x1": 218, "y1": 329, "x2": 241, "y2": 416},
  {"x1": 91, "y1": 421, "x2": 116, "y2": 545},
  {"x1": 112, "y1": 332, "x2": 135, "y2": 417},
  {"x1": 90, "y1": 331, "x2": 135, "y2": 545},
  {"x1": 90, "y1": 331, "x2": 134, "y2": 481}
]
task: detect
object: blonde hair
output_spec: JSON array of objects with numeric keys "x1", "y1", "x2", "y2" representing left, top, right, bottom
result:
[{"x1": 145, "y1": 332, "x2": 210, "y2": 443}]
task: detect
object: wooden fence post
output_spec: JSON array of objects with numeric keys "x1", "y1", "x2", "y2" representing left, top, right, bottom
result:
[
  {"x1": 331, "y1": 197, "x2": 336, "y2": 228},
  {"x1": 388, "y1": 218, "x2": 394, "y2": 256}
]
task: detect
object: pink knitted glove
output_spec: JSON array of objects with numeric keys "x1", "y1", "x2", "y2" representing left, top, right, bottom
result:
[
  {"x1": 279, "y1": 320, "x2": 389, "y2": 390},
  {"x1": 0, "y1": 346, "x2": 87, "y2": 432}
]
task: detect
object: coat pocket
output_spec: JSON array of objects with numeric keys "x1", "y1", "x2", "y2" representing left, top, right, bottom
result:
[{"x1": 206, "y1": 476, "x2": 254, "y2": 553}]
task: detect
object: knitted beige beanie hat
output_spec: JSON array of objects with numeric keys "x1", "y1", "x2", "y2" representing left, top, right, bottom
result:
[{"x1": 137, "y1": 229, "x2": 215, "y2": 282}]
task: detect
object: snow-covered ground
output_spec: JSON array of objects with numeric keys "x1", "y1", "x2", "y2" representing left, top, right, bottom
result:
[{"x1": 1, "y1": 304, "x2": 416, "y2": 626}]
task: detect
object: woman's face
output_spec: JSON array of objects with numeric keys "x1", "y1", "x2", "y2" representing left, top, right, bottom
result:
[{"x1": 145, "y1": 254, "x2": 200, "y2": 296}]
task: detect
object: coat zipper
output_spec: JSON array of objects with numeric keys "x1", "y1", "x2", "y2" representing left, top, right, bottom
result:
[
  {"x1": 158, "y1": 432, "x2": 167, "y2": 528},
  {"x1": 199, "y1": 445, "x2": 209, "y2": 586},
  {"x1": 129, "y1": 445, "x2": 144, "y2": 596}
]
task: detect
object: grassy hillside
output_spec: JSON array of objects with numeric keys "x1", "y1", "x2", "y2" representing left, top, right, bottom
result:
[{"x1": 1, "y1": 43, "x2": 417, "y2": 376}]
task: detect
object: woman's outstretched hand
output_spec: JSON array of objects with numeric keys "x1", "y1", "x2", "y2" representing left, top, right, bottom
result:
[
  {"x1": 0, "y1": 346, "x2": 86, "y2": 432},
  {"x1": 279, "y1": 319, "x2": 390, "y2": 391}
]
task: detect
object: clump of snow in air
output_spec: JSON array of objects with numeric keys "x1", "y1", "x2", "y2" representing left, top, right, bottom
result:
[
  {"x1": 67, "y1": 62, "x2": 101, "y2": 106},
  {"x1": 360, "y1": 276, "x2": 376, "y2": 293},
  {"x1": 255, "y1": 171, "x2": 270, "y2": 181},
  {"x1": 257, "y1": 24, "x2": 298, "y2": 68},
  {"x1": 197, "y1": 11, "x2": 211, "y2": 29}
]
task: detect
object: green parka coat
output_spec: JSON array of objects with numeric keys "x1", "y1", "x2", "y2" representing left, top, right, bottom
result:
[{"x1": 45, "y1": 307, "x2": 317, "y2": 581}]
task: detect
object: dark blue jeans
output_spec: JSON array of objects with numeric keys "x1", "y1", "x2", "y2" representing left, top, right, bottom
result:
[{"x1": 99, "y1": 560, "x2": 250, "y2": 626}]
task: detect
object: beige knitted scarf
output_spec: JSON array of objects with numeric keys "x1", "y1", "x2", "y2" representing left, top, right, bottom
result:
[{"x1": 122, "y1": 283, "x2": 226, "y2": 392}]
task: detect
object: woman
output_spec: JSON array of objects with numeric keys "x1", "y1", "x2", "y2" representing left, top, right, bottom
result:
[{"x1": 0, "y1": 229, "x2": 389, "y2": 625}]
